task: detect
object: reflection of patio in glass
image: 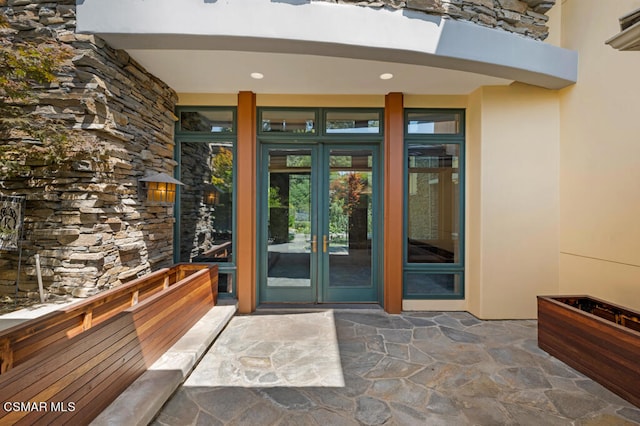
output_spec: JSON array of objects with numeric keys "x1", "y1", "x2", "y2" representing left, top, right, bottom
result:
[{"x1": 267, "y1": 234, "x2": 372, "y2": 288}]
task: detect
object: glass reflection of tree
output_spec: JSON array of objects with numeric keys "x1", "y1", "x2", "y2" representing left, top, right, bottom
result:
[
  {"x1": 211, "y1": 147, "x2": 233, "y2": 192},
  {"x1": 209, "y1": 146, "x2": 233, "y2": 245},
  {"x1": 329, "y1": 172, "x2": 366, "y2": 242},
  {"x1": 285, "y1": 155, "x2": 311, "y2": 235}
]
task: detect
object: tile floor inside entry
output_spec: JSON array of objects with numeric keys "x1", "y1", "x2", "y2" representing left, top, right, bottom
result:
[{"x1": 153, "y1": 311, "x2": 640, "y2": 425}]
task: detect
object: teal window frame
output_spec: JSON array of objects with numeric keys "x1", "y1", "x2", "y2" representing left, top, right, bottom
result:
[
  {"x1": 256, "y1": 107, "x2": 385, "y2": 304},
  {"x1": 177, "y1": 106, "x2": 237, "y2": 134},
  {"x1": 403, "y1": 108, "x2": 465, "y2": 300},
  {"x1": 258, "y1": 107, "x2": 384, "y2": 139},
  {"x1": 174, "y1": 106, "x2": 238, "y2": 299},
  {"x1": 323, "y1": 108, "x2": 383, "y2": 135}
]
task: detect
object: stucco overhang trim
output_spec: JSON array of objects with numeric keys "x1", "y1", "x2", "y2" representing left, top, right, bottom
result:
[{"x1": 76, "y1": 0, "x2": 577, "y2": 90}]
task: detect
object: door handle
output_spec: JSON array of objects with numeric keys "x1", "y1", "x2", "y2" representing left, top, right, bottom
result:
[
  {"x1": 323, "y1": 235, "x2": 328, "y2": 253},
  {"x1": 311, "y1": 235, "x2": 317, "y2": 253}
]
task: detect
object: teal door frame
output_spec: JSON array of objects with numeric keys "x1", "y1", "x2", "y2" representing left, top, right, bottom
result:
[
  {"x1": 258, "y1": 141, "x2": 382, "y2": 304},
  {"x1": 259, "y1": 143, "x2": 319, "y2": 303},
  {"x1": 320, "y1": 144, "x2": 380, "y2": 303}
]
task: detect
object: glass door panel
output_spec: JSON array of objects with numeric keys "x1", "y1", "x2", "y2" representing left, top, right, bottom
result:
[
  {"x1": 260, "y1": 144, "x2": 379, "y2": 304},
  {"x1": 262, "y1": 148, "x2": 317, "y2": 302},
  {"x1": 323, "y1": 148, "x2": 377, "y2": 302}
]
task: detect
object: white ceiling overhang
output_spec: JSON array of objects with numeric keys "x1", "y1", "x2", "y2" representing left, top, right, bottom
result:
[{"x1": 76, "y1": 0, "x2": 578, "y2": 95}]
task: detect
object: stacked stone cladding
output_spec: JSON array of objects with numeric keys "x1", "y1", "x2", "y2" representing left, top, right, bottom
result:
[
  {"x1": 316, "y1": 0, "x2": 556, "y2": 40},
  {"x1": 0, "y1": 0, "x2": 178, "y2": 299}
]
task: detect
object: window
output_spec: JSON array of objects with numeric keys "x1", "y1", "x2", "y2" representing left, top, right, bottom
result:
[
  {"x1": 407, "y1": 111, "x2": 462, "y2": 135},
  {"x1": 325, "y1": 111, "x2": 381, "y2": 134},
  {"x1": 260, "y1": 110, "x2": 316, "y2": 134},
  {"x1": 404, "y1": 109, "x2": 464, "y2": 299},
  {"x1": 259, "y1": 108, "x2": 383, "y2": 137},
  {"x1": 179, "y1": 141, "x2": 234, "y2": 262},
  {"x1": 407, "y1": 144, "x2": 460, "y2": 264},
  {"x1": 404, "y1": 272, "x2": 463, "y2": 297},
  {"x1": 179, "y1": 109, "x2": 234, "y2": 133},
  {"x1": 175, "y1": 107, "x2": 237, "y2": 297}
]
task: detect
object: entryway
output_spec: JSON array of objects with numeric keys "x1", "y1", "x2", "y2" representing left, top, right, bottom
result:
[{"x1": 259, "y1": 143, "x2": 381, "y2": 303}]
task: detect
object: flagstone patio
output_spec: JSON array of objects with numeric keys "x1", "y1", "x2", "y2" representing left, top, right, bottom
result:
[{"x1": 152, "y1": 310, "x2": 640, "y2": 425}]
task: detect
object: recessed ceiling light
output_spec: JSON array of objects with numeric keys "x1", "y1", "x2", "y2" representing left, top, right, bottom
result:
[
  {"x1": 250, "y1": 72, "x2": 264, "y2": 79},
  {"x1": 379, "y1": 73, "x2": 394, "y2": 80}
]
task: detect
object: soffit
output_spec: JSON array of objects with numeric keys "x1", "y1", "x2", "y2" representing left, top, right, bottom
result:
[
  {"x1": 76, "y1": 0, "x2": 578, "y2": 92},
  {"x1": 125, "y1": 50, "x2": 511, "y2": 95}
]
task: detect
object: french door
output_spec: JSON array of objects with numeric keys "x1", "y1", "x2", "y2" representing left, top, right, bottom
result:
[{"x1": 259, "y1": 143, "x2": 380, "y2": 303}]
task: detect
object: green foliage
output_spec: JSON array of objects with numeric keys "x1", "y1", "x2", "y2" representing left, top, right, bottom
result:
[
  {"x1": 288, "y1": 174, "x2": 309, "y2": 213},
  {"x1": 285, "y1": 155, "x2": 311, "y2": 167},
  {"x1": 210, "y1": 147, "x2": 233, "y2": 192},
  {"x1": 294, "y1": 221, "x2": 310, "y2": 234},
  {"x1": 328, "y1": 172, "x2": 367, "y2": 239},
  {"x1": 287, "y1": 174, "x2": 310, "y2": 232},
  {"x1": 268, "y1": 187, "x2": 282, "y2": 208},
  {"x1": 0, "y1": 13, "x2": 85, "y2": 179},
  {"x1": 329, "y1": 197, "x2": 348, "y2": 237},
  {"x1": 330, "y1": 172, "x2": 365, "y2": 216}
]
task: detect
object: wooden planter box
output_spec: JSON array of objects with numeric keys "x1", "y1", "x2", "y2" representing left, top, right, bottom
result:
[
  {"x1": 538, "y1": 295, "x2": 640, "y2": 408},
  {"x1": 0, "y1": 263, "x2": 218, "y2": 425}
]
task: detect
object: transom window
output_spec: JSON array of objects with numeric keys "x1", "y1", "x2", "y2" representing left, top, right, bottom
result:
[
  {"x1": 407, "y1": 111, "x2": 462, "y2": 135},
  {"x1": 259, "y1": 108, "x2": 383, "y2": 137},
  {"x1": 179, "y1": 108, "x2": 235, "y2": 133}
]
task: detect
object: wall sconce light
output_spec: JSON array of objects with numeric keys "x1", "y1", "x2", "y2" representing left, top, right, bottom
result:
[
  {"x1": 203, "y1": 183, "x2": 221, "y2": 206},
  {"x1": 139, "y1": 172, "x2": 184, "y2": 203}
]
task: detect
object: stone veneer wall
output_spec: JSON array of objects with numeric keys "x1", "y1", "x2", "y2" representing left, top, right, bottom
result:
[
  {"x1": 0, "y1": 0, "x2": 178, "y2": 298},
  {"x1": 317, "y1": 0, "x2": 556, "y2": 40}
]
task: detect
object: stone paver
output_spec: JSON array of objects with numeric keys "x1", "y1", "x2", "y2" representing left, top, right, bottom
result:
[{"x1": 153, "y1": 311, "x2": 640, "y2": 425}]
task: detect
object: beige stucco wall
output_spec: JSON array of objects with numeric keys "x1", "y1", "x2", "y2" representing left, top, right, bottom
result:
[
  {"x1": 178, "y1": 94, "x2": 387, "y2": 107},
  {"x1": 256, "y1": 95, "x2": 384, "y2": 107},
  {"x1": 559, "y1": 0, "x2": 640, "y2": 310},
  {"x1": 404, "y1": 0, "x2": 640, "y2": 317},
  {"x1": 465, "y1": 87, "x2": 483, "y2": 317},
  {"x1": 401, "y1": 89, "x2": 561, "y2": 319},
  {"x1": 465, "y1": 84, "x2": 561, "y2": 319},
  {"x1": 178, "y1": 93, "x2": 237, "y2": 106}
]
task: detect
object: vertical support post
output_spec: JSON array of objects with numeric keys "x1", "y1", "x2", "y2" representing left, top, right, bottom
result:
[
  {"x1": 83, "y1": 310, "x2": 93, "y2": 331},
  {"x1": 237, "y1": 91, "x2": 257, "y2": 314},
  {"x1": 0, "y1": 338, "x2": 12, "y2": 374},
  {"x1": 384, "y1": 93, "x2": 404, "y2": 314},
  {"x1": 35, "y1": 254, "x2": 45, "y2": 303},
  {"x1": 176, "y1": 266, "x2": 185, "y2": 283}
]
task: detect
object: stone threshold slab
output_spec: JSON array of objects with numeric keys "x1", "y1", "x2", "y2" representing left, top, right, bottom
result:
[
  {"x1": 90, "y1": 303, "x2": 237, "y2": 426},
  {"x1": 255, "y1": 303, "x2": 384, "y2": 313}
]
